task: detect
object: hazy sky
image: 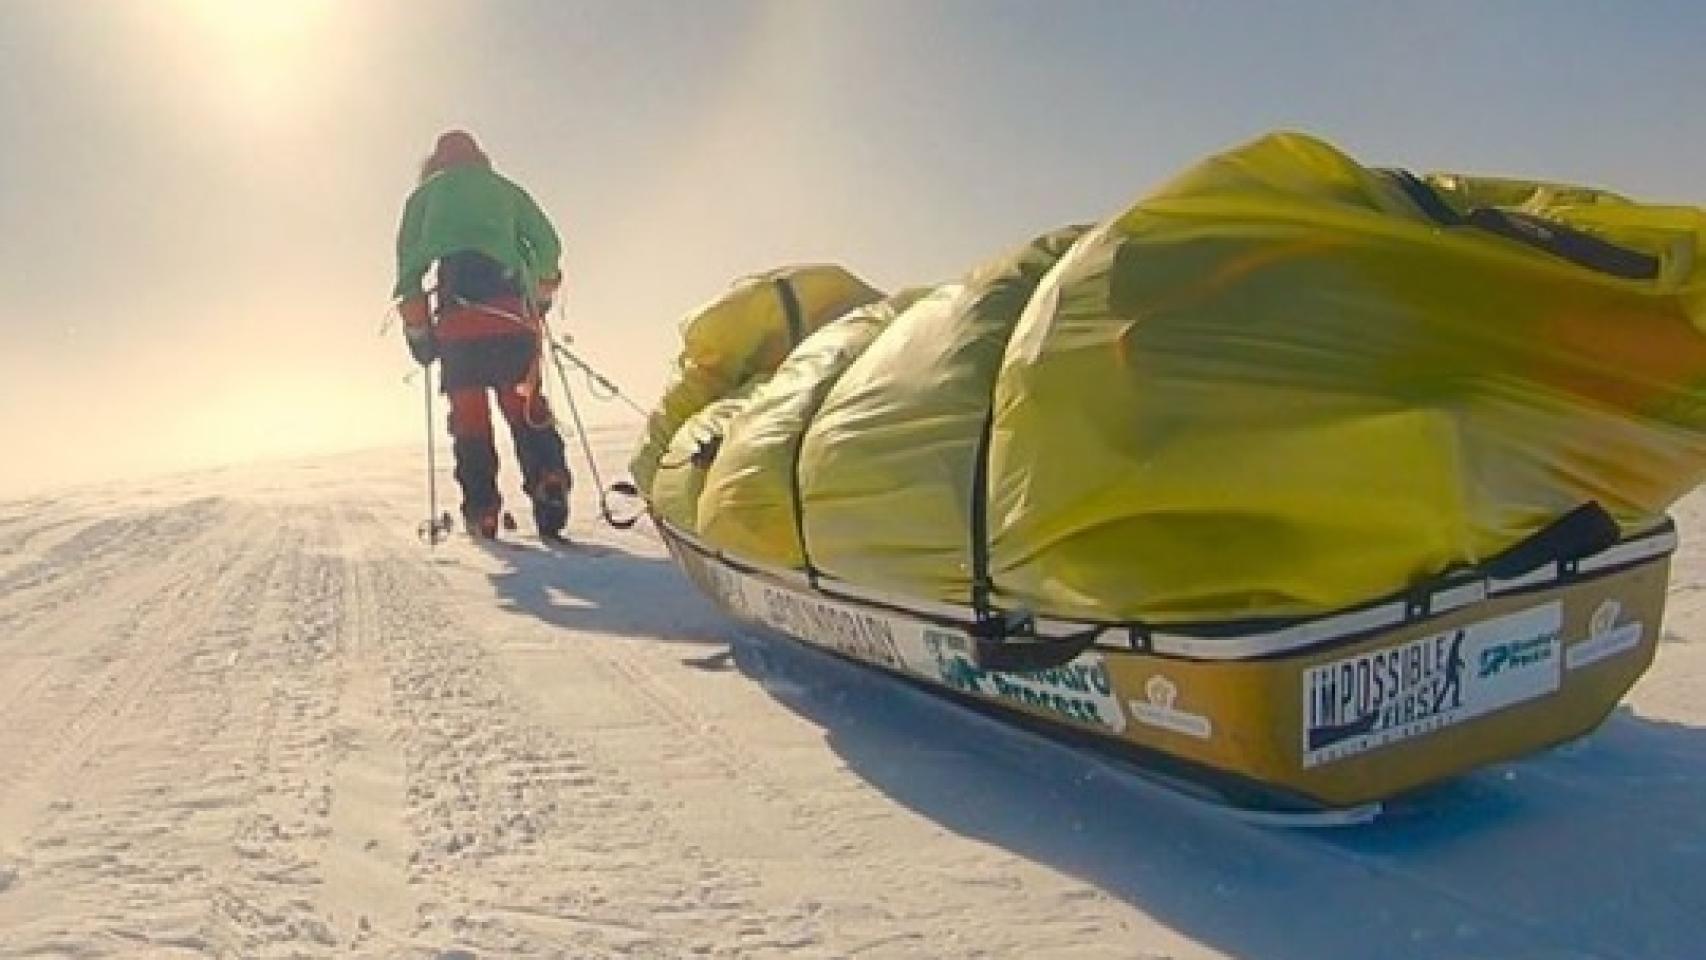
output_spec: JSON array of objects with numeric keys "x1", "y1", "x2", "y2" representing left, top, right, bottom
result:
[{"x1": 1, "y1": 0, "x2": 1702, "y2": 496}]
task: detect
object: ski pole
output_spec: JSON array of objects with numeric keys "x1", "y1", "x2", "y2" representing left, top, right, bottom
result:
[
  {"x1": 540, "y1": 324, "x2": 643, "y2": 530},
  {"x1": 419, "y1": 364, "x2": 452, "y2": 545}
]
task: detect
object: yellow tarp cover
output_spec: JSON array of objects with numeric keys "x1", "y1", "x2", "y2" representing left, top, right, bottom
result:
[
  {"x1": 800, "y1": 229, "x2": 1087, "y2": 600},
  {"x1": 630, "y1": 265, "x2": 881, "y2": 492},
  {"x1": 640, "y1": 131, "x2": 1706, "y2": 626},
  {"x1": 696, "y1": 288, "x2": 930, "y2": 568},
  {"x1": 650, "y1": 390, "x2": 757, "y2": 533}
]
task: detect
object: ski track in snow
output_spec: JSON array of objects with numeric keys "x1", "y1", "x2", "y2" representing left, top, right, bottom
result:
[{"x1": 0, "y1": 432, "x2": 1701, "y2": 959}]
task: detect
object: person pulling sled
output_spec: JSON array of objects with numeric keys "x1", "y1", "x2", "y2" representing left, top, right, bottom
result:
[{"x1": 392, "y1": 130, "x2": 571, "y2": 540}]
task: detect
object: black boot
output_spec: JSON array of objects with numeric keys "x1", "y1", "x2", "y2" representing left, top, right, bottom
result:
[
  {"x1": 530, "y1": 470, "x2": 571, "y2": 539},
  {"x1": 514, "y1": 423, "x2": 571, "y2": 538},
  {"x1": 453, "y1": 435, "x2": 502, "y2": 537}
]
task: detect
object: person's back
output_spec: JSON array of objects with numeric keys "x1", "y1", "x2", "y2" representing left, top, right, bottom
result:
[{"x1": 394, "y1": 159, "x2": 561, "y2": 306}]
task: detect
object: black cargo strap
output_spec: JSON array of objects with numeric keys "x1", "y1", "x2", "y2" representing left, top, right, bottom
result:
[
  {"x1": 1390, "y1": 500, "x2": 1622, "y2": 622},
  {"x1": 1381, "y1": 169, "x2": 1467, "y2": 227},
  {"x1": 773, "y1": 277, "x2": 818, "y2": 585},
  {"x1": 1465, "y1": 208, "x2": 1659, "y2": 281},
  {"x1": 967, "y1": 408, "x2": 997, "y2": 619},
  {"x1": 961, "y1": 260, "x2": 1105, "y2": 673},
  {"x1": 787, "y1": 392, "x2": 819, "y2": 590},
  {"x1": 1479, "y1": 501, "x2": 1621, "y2": 580},
  {"x1": 963, "y1": 389, "x2": 1108, "y2": 672},
  {"x1": 971, "y1": 614, "x2": 1105, "y2": 674},
  {"x1": 1379, "y1": 169, "x2": 1659, "y2": 281},
  {"x1": 775, "y1": 278, "x2": 805, "y2": 347}
]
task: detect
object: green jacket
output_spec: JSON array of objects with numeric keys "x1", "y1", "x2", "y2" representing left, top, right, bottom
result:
[{"x1": 392, "y1": 166, "x2": 562, "y2": 301}]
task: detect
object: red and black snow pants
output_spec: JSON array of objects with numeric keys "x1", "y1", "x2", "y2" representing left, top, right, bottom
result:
[{"x1": 436, "y1": 296, "x2": 569, "y2": 522}]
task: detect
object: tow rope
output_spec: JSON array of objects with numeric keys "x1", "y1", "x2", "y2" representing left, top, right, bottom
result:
[{"x1": 540, "y1": 323, "x2": 646, "y2": 530}]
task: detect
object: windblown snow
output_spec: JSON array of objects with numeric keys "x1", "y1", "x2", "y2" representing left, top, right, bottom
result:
[{"x1": 1, "y1": 427, "x2": 1702, "y2": 959}]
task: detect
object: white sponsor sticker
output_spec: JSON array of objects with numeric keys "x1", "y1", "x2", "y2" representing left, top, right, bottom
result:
[
  {"x1": 695, "y1": 558, "x2": 754, "y2": 619},
  {"x1": 744, "y1": 582, "x2": 908, "y2": 670},
  {"x1": 1567, "y1": 600, "x2": 1644, "y2": 671},
  {"x1": 1129, "y1": 675, "x2": 1213, "y2": 740},
  {"x1": 917, "y1": 628, "x2": 1128, "y2": 733},
  {"x1": 1302, "y1": 602, "x2": 1563, "y2": 768},
  {"x1": 680, "y1": 546, "x2": 1131, "y2": 734}
]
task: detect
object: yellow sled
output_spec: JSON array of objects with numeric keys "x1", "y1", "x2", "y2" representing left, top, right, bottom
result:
[
  {"x1": 659, "y1": 512, "x2": 1671, "y2": 812},
  {"x1": 633, "y1": 131, "x2": 1702, "y2": 813}
]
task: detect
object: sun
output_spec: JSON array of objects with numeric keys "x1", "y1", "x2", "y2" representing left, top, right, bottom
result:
[
  {"x1": 172, "y1": 0, "x2": 340, "y2": 114},
  {"x1": 178, "y1": 0, "x2": 334, "y2": 41}
]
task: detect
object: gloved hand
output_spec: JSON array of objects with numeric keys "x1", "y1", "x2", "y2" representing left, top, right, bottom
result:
[
  {"x1": 405, "y1": 324, "x2": 438, "y2": 366},
  {"x1": 535, "y1": 274, "x2": 563, "y2": 316},
  {"x1": 398, "y1": 295, "x2": 437, "y2": 366}
]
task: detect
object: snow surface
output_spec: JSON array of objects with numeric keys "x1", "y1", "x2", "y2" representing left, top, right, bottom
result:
[{"x1": 0, "y1": 426, "x2": 1703, "y2": 959}]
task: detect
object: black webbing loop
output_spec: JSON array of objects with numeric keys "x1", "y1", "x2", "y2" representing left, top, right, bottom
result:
[
  {"x1": 1380, "y1": 168, "x2": 1466, "y2": 226},
  {"x1": 967, "y1": 409, "x2": 997, "y2": 621},
  {"x1": 1379, "y1": 169, "x2": 1659, "y2": 280},
  {"x1": 787, "y1": 406, "x2": 818, "y2": 589},
  {"x1": 1464, "y1": 208, "x2": 1659, "y2": 281},
  {"x1": 774, "y1": 277, "x2": 816, "y2": 584},
  {"x1": 775, "y1": 278, "x2": 804, "y2": 347},
  {"x1": 972, "y1": 618, "x2": 1105, "y2": 674},
  {"x1": 1480, "y1": 501, "x2": 1621, "y2": 580}
]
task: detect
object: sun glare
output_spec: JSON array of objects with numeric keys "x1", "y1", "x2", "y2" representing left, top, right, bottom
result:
[{"x1": 173, "y1": 0, "x2": 340, "y2": 115}]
